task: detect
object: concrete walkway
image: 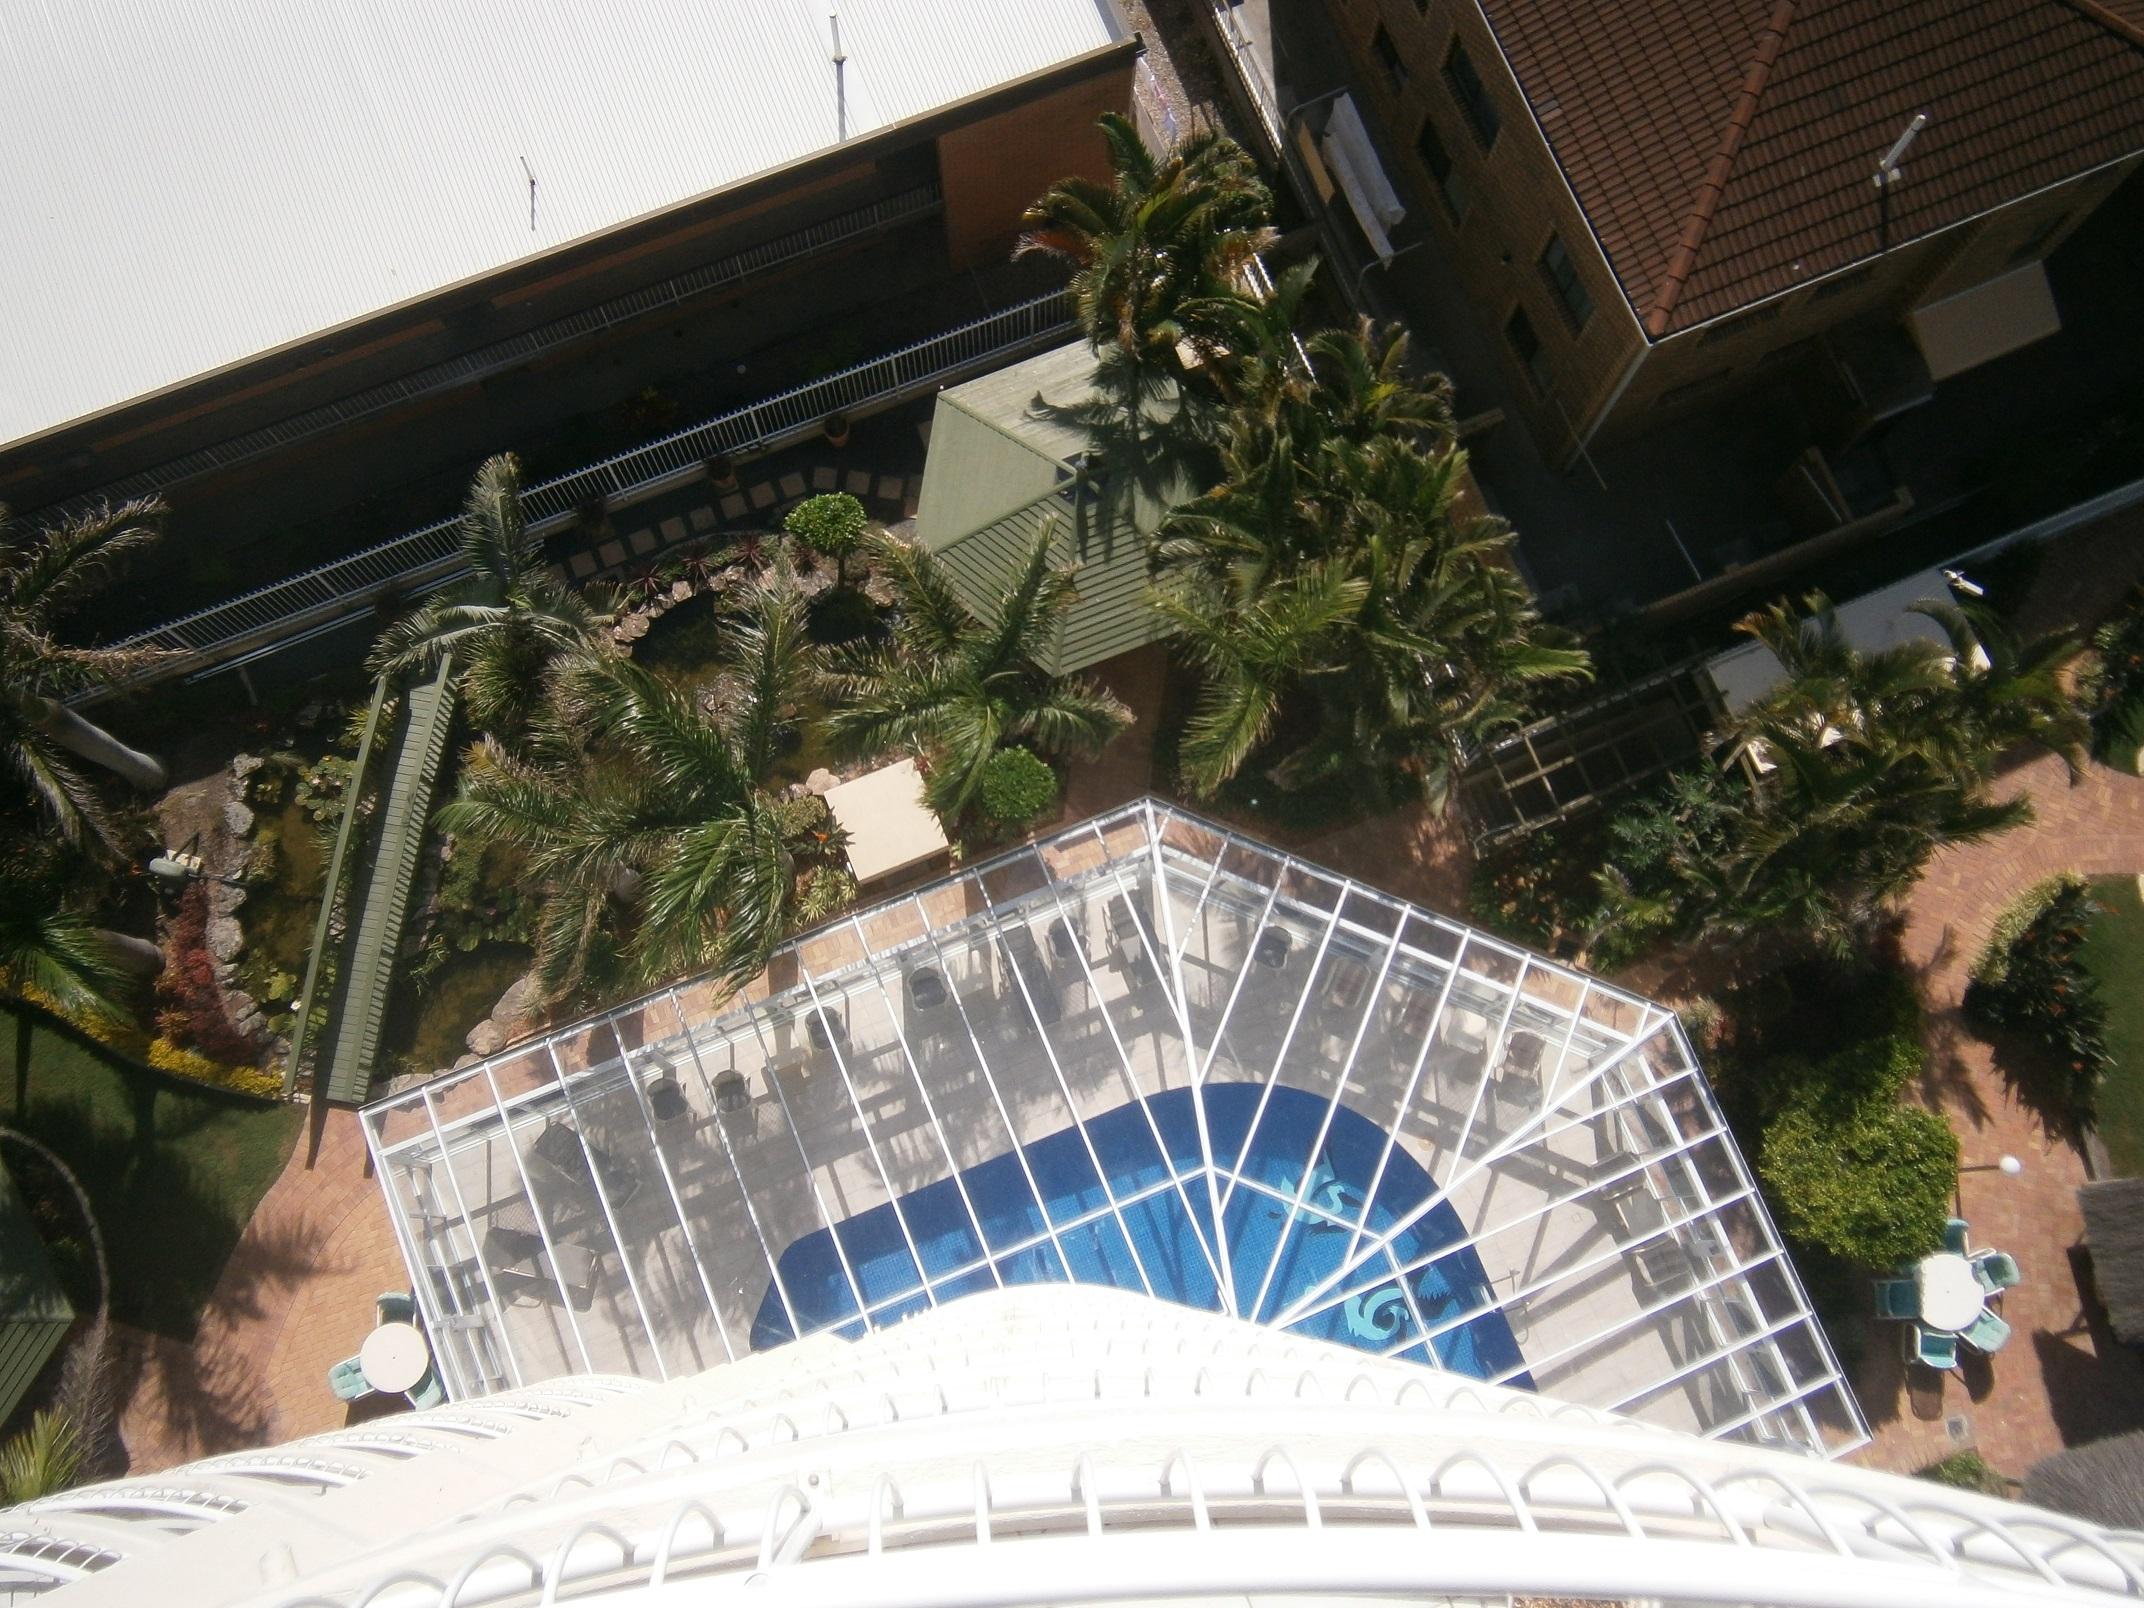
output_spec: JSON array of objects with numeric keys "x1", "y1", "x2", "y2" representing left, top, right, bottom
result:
[{"x1": 1853, "y1": 751, "x2": 2144, "y2": 1479}]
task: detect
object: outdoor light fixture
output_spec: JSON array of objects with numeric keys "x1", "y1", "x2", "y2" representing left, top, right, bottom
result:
[
  {"x1": 1961, "y1": 1154, "x2": 2024, "y2": 1176},
  {"x1": 1944, "y1": 568, "x2": 1986, "y2": 598}
]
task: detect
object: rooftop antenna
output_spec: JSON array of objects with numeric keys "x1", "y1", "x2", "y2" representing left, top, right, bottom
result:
[
  {"x1": 520, "y1": 156, "x2": 538, "y2": 232},
  {"x1": 830, "y1": 11, "x2": 848, "y2": 141},
  {"x1": 1871, "y1": 112, "x2": 1926, "y2": 251}
]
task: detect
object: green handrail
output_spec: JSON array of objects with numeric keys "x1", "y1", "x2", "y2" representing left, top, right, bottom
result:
[{"x1": 281, "y1": 674, "x2": 391, "y2": 1098}]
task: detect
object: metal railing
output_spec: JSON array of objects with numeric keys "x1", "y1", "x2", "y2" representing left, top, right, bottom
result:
[
  {"x1": 97, "y1": 290, "x2": 1076, "y2": 689},
  {"x1": 50, "y1": 182, "x2": 946, "y2": 516}
]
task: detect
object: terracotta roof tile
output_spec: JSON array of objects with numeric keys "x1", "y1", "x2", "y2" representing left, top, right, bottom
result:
[{"x1": 1477, "y1": 0, "x2": 2144, "y2": 335}]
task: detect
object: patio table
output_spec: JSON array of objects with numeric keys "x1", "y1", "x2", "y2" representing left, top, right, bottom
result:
[
  {"x1": 1916, "y1": 1252, "x2": 1986, "y2": 1333},
  {"x1": 360, "y1": 1321, "x2": 431, "y2": 1394}
]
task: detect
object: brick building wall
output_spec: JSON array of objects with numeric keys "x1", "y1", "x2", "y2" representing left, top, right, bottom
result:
[{"x1": 938, "y1": 64, "x2": 1135, "y2": 269}]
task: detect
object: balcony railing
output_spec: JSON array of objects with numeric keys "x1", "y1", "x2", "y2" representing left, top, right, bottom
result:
[{"x1": 95, "y1": 290, "x2": 1076, "y2": 692}]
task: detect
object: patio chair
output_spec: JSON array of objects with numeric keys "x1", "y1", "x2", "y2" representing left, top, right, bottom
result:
[
  {"x1": 405, "y1": 1365, "x2": 448, "y2": 1411},
  {"x1": 1962, "y1": 1308, "x2": 2012, "y2": 1355},
  {"x1": 1942, "y1": 1217, "x2": 1971, "y2": 1256},
  {"x1": 375, "y1": 1291, "x2": 416, "y2": 1327},
  {"x1": 1971, "y1": 1250, "x2": 2021, "y2": 1293},
  {"x1": 1872, "y1": 1276, "x2": 1919, "y2": 1320},
  {"x1": 1902, "y1": 1322, "x2": 1959, "y2": 1371},
  {"x1": 328, "y1": 1355, "x2": 373, "y2": 1402}
]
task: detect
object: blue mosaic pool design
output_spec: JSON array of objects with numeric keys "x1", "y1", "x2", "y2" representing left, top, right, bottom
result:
[{"x1": 751, "y1": 1083, "x2": 1529, "y2": 1384}]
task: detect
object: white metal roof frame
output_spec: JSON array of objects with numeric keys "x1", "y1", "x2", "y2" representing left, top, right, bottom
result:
[{"x1": 363, "y1": 799, "x2": 1866, "y2": 1457}]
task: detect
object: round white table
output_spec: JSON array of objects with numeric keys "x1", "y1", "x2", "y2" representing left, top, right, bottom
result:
[
  {"x1": 359, "y1": 1321, "x2": 431, "y2": 1395},
  {"x1": 1915, "y1": 1253, "x2": 1986, "y2": 1333}
]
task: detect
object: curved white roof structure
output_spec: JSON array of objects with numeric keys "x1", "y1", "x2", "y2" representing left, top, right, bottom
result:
[
  {"x1": 3, "y1": 1287, "x2": 2137, "y2": 1606},
  {"x1": 362, "y1": 800, "x2": 1864, "y2": 1457},
  {"x1": 0, "y1": 0, "x2": 1123, "y2": 450}
]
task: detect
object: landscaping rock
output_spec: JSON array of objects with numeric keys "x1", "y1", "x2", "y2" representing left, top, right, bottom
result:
[
  {"x1": 671, "y1": 580, "x2": 694, "y2": 602},
  {"x1": 206, "y1": 915, "x2": 245, "y2": 962},
  {"x1": 452, "y1": 1053, "x2": 481, "y2": 1071},
  {"x1": 208, "y1": 879, "x2": 248, "y2": 917},
  {"x1": 466, "y1": 1018, "x2": 508, "y2": 1057},
  {"x1": 221, "y1": 799, "x2": 256, "y2": 837},
  {"x1": 804, "y1": 767, "x2": 839, "y2": 796},
  {"x1": 491, "y1": 973, "x2": 540, "y2": 1038},
  {"x1": 231, "y1": 753, "x2": 264, "y2": 783}
]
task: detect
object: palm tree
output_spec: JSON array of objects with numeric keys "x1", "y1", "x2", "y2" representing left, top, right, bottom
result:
[
  {"x1": 0, "y1": 498, "x2": 174, "y2": 853},
  {"x1": 440, "y1": 575, "x2": 837, "y2": 1001},
  {"x1": 1596, "y1": 593, "x2": 2082, "y2": 959},
  {"x1": 0, "y1": 1126, "x2": 111, "y2": 1499},
  {"x1": 0, "y1": 848, "x2": 132, "y2": 1022},
  {"x1": 370, "y1": 454, "x2": 612, "y2": 737},
  {"x1": 820, "y1": 527, "x2": 1133, "y2": 820},
  {"x1": 1157, "y1": 431, "x2": 1587, "y2": 806}
]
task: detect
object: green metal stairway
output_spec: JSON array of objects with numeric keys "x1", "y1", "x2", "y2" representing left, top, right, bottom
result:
[{"x1": 293, "y1": 655, "x2": 459, "y2": 1106}]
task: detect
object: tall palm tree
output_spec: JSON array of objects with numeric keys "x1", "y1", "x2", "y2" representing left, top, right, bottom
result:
[
  {"x1": 1597, "y1": 593, "x2": 2081, "y2": 959},
  {"x1": 821, "y1": 527, "x2": 1132, "y2": 820},
  {"x1": 0, "y1": 498, "x2": 173, "y2": 853},
  {"x1": 1157, "y1": 431, "x2": 1587, "y2": 806},
  {"x1": 370, "y1": 455, "x2": 612, "y2": 737},
  {"x1": 0, "y1": 848, "x2": 132, "y2": 1022},
  {"x1": 440, "y1": 576, "x2": 836, "y2": 1001}
]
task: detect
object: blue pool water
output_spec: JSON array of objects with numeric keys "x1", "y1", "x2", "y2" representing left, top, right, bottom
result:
[{"x1": 751, "y1": 1084, "x2": 1530, "y2": 1384}]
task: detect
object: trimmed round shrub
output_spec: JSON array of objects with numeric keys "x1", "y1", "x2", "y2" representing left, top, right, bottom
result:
[
  {"x1": 784, "y1": 492, "x2": 867, "y2": 572},
  {"x1": 977, "y1": 747, "x2": 1059, "y2": 828},
  {"x1": 1759, "y1": 1094, "x2": 1958, "y2": 1266}
]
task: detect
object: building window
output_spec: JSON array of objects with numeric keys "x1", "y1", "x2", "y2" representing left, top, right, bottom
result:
[
  {"x1": 1538, "y1": 234, "x2": 1593, "y2": 331},
  {"x1": 1505, "y1": 307, "x2": 1549, "y2": 393},
  {"x1": 1414, "y1": 116, "x2": 1471, "y2": 218},
  {"x1": 2009, "y1": 212, "x2": 2070, "y2": 267},
  {"x1": 1444, "y1": 39, "x2": 1500, "y2": 149},
  {"x1": 1372, "y1": 24, "x2": 1407, "y2": 90}
]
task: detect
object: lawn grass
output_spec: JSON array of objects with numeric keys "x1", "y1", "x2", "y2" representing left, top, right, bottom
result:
[
  {"x1": 2081, "y1": 875, "x2": 2144, "y2": 1176},
  {"x1": 2, "y1": 1003, "x2": 302, "y2": 1340}
]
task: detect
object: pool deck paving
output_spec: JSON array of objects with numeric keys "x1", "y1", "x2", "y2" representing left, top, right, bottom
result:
[{"x1": 1850, "y1": 748, "x2": 2144, "y2": 1483}]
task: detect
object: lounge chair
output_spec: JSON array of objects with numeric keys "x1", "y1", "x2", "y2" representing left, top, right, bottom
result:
[
  {"x1": 375, "y1": 1291, "x2": 416, "y2": 1326},
  {"x1": 1872, "y1": 1276, "x2": 1919, "y2": 1320},
  {"x1": 1971, "y1": 1250, "x2": 2021, "y2": 1293},
  {"x1": 1902, "y1": 1322, "x2": 1959, "y2": 1370},
  {"x1": 1962, "y1": 1309, "x2": 2012, "y2": 1355},
  {"x1": 328, "y1": 1355, "x2": 373, "y2": 1402},
  {"x1": 1942, "y1": 1217, "x2": 1971, "y2": 1256},
  {"x1": 405, "y1": 1365, "x2": 448, "y2": 1411}
]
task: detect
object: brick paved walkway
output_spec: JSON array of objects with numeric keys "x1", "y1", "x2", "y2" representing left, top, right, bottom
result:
[
  {"x1": 1852, "y1": 750, "x2": 2144, "y2": 1479},
  {"x1": 111, "y1": 1106, "x2": 407, "y2": 1474}
]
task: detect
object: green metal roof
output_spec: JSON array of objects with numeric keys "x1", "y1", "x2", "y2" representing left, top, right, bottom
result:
[
  {"x1": 0, "y1": 1157, "x2": 74, "y2": 1426},
  {"x1": 916, "y1": 343, "x2": 1186, "y2": 675}
]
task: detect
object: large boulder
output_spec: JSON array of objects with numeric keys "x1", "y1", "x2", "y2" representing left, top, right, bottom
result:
[
  {"x1": 804, "y1": 767, "x2": 840, "y2": 797},
  {"x1": 490, "y1": 973, "x2": 541, "y2": 1039},
  {"x1": 221, "y1": 800, "x2": 256, "y2": 837},
  {"x1": 205, "y1": 915, "x2": 244, "y2": 963},
  {"x1": 465, "y1": 1018, "x2": 508, "y2": 1057}
]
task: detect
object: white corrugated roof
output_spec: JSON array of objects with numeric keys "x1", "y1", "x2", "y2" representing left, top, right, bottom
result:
[{"x1": 0, "y1": 0, "x2": 1122, "y2": 452}]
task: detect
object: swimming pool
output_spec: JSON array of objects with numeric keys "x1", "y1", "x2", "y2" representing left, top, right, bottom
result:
[{"x1": 751, "y1": 1083, "x2": 1528, "y2": 1383}]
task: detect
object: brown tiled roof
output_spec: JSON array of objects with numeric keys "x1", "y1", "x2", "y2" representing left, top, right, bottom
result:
[{"x1": 1477, "y1": 0, "x2": 2144, "y2": 336}]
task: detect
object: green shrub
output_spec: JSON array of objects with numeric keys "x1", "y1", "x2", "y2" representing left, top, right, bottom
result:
[
  {"x1": 1759, "y1": 1094, "x2": 1957, "y2": 1266},
  {"x1": 1467, "y1": 820, "x2": 1604, "y2": 955},
  {"x1": 1964, "y1": 876, "x2": 2111, "y2": 1125},
  {"x1": 784, "y1": 493, "x2": 867, "y2": 582},
  {"x1": 977, "y1": 747, "x2": 1060, "y2": 828},
  {"x1": 1916, "y1": 1451, "x2": 2008, "y2": 1496},
  {"x1": 2083, "y1": 585, "x2": 2144, "y2": 766}
]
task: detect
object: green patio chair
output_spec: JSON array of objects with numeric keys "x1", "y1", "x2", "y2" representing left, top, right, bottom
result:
[
  {"x1": 406, "y1": 1365, "x2": 447, "y2": 1411},
  {"x1": 1872, "y1": 1276, "x2": 1918, "y2": 1320},
  {"x1": 1971, "y1": 1251, "x2": 2020, "y2": 1293},
  {"x1": 1901, "y1": 1322, "x2": 1959, "y2": 1370},
  {"x1": 328, "y1": 1355, "x2": 373, "y2": 1402},
  {"x1": 1963, "y1": 1309, "x2": 2012, "y2": 1355},
  {"x1": 375, "y1": 1291, "x2": 416, "y2": 1326},
  {"x1": 1942, "y1": 1217, "x2": 1971, "y2": 1256}
]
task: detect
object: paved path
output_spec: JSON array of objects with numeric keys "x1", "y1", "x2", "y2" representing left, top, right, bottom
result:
[
  {"x1": 112, "y1": 1107, "x2": 407, "y2": 1473},
  {"x1": 1852, "y1": 750, "x2": 2144, "y2": 1479}
]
